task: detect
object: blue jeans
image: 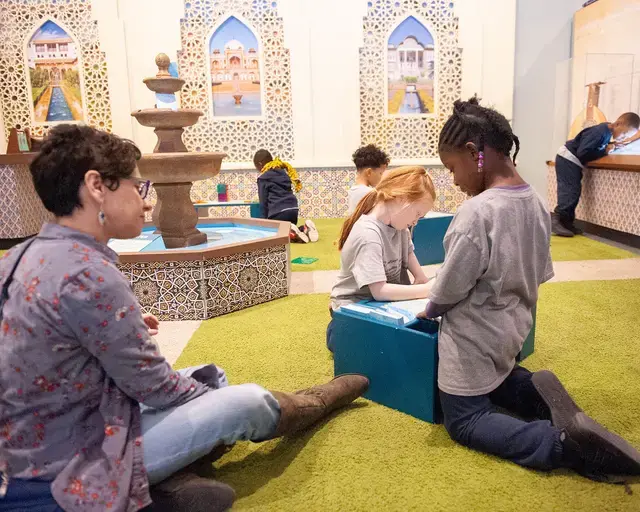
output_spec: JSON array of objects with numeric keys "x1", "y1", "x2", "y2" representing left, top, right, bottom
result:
[
  {"x1": 326, "y1": 317, "x2": 335, "y2": 353},
  {"x1": 554, "y1": 155, "x2": 583, "y2": 224},
  {"x1": 0, "y1": 365, "x2": 281, "y2": 510},
  {"x1": 439, "y1": 366, "x2": 564, "y2": 471},
  {"x1": 142, "y1": 365, "x2": 280, "y2": 484}
]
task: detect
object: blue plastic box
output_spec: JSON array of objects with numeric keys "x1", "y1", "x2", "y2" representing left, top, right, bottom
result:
[
  {"x1": 412, "y1": 212, "x2": 454, "y2": 265},
  {"x1": 332, "y1": 303, "x2": 537, "y2": 423}
]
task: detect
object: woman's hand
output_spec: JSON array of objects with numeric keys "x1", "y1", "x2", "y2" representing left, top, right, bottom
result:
[{"x1": 143, "y1": 313, "x2": 160, "y2": 336}]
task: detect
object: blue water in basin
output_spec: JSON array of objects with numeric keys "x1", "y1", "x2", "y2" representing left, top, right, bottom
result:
[{"x1": 108, "y1": 222, "x2": 278, "y2": 254}]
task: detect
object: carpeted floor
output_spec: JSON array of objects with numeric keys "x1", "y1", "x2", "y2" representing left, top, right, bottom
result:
[
  {"x1": 175, "y1": 280, "x2": 640, "y2": 511},
  {"x1": 290, "y1": 218, "x2": 343, "y2": 272},
  {"x1": 550, "y1": 235, "x2": 637, "y2": 262},
  {"x1": 290, "y1": 219, "x2": 636, "y2": 271}
]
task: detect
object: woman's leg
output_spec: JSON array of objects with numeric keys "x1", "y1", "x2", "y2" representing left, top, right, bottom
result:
[{"x1": 142, "y1": 382, "x2": 280, "y2": 485}]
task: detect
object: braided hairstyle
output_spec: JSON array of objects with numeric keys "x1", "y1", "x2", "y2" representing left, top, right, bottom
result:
[{"x1": 438, "y1": 96, "x2": 520, "y2": 165}]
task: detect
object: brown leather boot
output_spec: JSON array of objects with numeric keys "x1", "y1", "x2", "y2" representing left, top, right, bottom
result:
[
  {"x1": 149, "y1": 466, "x2": 236, "y2": 512},
  {"x1": 268, "y1": 374, "x2": 369, "y2": 438}
]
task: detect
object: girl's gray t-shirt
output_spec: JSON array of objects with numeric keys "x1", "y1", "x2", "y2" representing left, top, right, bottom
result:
[
  {"x1": 430, "y1": 185, "x2": 554, "y2": 396},
  {"x1": 330, "y1": 215, "x2": 414, "y2": 310}
]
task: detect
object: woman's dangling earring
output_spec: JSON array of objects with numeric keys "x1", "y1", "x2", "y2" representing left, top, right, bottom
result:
[
  {"x1": 98, "y1": 210, "x2": 106, "y2": 226},
  {"x1": 477, "y1": 151, "x2": 485, "y2": 172}
]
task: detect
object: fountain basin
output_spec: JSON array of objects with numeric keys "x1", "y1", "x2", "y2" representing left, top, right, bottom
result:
[
  {"x1": 137, "y1": 152, "x2": 225, "y2": 183},
  {"x1": 137, "y1": 152, "x2": 227, "y2": 248},
  {"x1": 142, "y1": 77, "x2": 185, "y2": 94},
  {"x1": 132, "y1": 108, "x2": 203, "y2": 129},
  {"x1": 111, "y1": 218, "x2": 291, "y2": 320}
]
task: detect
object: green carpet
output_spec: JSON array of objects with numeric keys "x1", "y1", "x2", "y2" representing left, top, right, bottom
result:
[
  {"x1": 290, "y1": 219, "x2": 636, "y2": 271},
  {"x1": 290, "y1": 218, "x2": 343, "y2": 272},
  {"x1": 176, "y1": 280, "x2": 640, "y2": 511},
  {"x1": 550, "y1": 235, "x2": 637, "y2": 262}
]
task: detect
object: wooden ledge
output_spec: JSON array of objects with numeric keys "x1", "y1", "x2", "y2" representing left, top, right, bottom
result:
[
  {"x1": 0, "y1": 153, "x2": 37, "y2": 165},
  {"x1": 546, "y1": 155, "x2": 640, "y2": 173}
]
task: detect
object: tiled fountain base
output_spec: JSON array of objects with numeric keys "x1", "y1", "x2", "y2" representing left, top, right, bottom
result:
[{"x1": 118, "y1": 244, "x2": 289, "y2": 321}]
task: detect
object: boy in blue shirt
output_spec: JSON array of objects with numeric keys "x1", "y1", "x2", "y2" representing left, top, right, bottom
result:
[{"x1": 553, "y1": 113, "x2": 640, "y2": 237}]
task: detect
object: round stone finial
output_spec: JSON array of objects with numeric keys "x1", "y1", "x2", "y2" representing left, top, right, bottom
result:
[{"x1": 155, "y1": 53, "x2": 171, "y2": 77}]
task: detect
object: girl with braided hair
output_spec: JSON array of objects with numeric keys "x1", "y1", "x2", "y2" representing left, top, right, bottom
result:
[{"x1": 419, "y1": 96, "x2": 640, "y2": 481}]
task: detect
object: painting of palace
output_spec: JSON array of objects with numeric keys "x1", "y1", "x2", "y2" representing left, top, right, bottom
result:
[
  {"x1": 387, "y1": 16, "x2": 435, "y2": 115},
  {"x1": 27, "y1": 20, "x2": 84, "y2": 123},
  {"x1": 210, "y1": 16, "x2": 261, "y2": 117}
]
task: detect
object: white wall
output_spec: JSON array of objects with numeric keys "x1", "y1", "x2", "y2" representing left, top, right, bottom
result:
[
  {"x1": 98, "y1": 0, "x2": 517, "y2": 167},
  {"x1": 512, "y1": 0, "x2": 584, "y2": 199}
]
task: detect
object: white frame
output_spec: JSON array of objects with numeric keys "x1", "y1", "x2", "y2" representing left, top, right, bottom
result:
[
  {"x1": 23, "y1": 17, "x2": 87, "y2": 126},
  {"x1": 205, "y1": 13, "x2": 266, "y2": 121},
  {"x1": 384, "y1": 14, "x2": 439, "y2": 119}
]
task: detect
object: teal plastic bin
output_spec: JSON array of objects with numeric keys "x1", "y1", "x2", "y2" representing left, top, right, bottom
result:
[
  {"x1": 332, "y1": 303, "x2": 537, "y2": 424},
  {"x1": 412, "y1": 213, "x2": 454, "y2": 265},
  {"x1": 333, "y1": 309, "x2": 441, "y2": 423}
]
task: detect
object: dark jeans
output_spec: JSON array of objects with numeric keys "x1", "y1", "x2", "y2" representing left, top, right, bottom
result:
[
  {"x1": 0, "y1": 478, "x2": 62, "y2": 512},
  {"x1": 270, "y1": 209, "x2": 299, "y2": 225},
  {"x1": 326, "y1": 316, "x2": 335, "y2": 353},
  {"x1": 440, "y1": 366, "x2": 564, "y2": 471},
  {"x1": 554, "y1": 155, "x2": 583, "y2": 224}
]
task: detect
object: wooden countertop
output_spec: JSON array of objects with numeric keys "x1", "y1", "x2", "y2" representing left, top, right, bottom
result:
[
  {"x1": 546, "y1": 154, "x2": 640, "y2": 173},
  {"x1": 0, "y1": 152, "x2": 37, "y2": 165}
]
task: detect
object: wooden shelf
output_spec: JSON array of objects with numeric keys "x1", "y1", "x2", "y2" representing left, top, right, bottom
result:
[
  {"x1": 546, "y1": 155, "x2": 640, "y2": 173},
  {"x1": 0, "y1": 153, "x2": 37, "y2": 165}
]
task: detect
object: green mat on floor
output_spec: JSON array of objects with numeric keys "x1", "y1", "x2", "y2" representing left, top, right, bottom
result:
[
  {"x1": 290, "y1": 218, "x2": 344, "y2": 272},
  {"x1": 176, "y1": 280, "x2": 640, "y2": 511},
  {"x1": 550, "y1": 235, "x2": 636, "y2": 261},
  {"x1": 290, "y1": 219, "x2": 636, "y2": 271}
]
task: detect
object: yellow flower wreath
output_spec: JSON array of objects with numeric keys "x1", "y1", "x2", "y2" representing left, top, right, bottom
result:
[{"x1": 260, "y1": 157, "x2": 302, "y2": 193}]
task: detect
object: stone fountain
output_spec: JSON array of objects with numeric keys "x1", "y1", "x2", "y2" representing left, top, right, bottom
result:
[{"x1": 132, "y1": 53, "x2": 226, "y2": 248}]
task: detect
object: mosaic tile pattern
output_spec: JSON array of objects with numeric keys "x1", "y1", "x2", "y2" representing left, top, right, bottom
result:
[
  {"x1": 359, "y1": 1, "x2": 462, "y2": 159},
  {"x1": 118, "y1": 245, "x2": 288, "y2": 321},
  {"x1": 145, "y1": 165, "x2": 464, "y2": 221},
  {"x1": 547, "y1": 165, "x2": 640, "y2": 236},
  {"x1": 0, "y1": 164, "x2": 52, "y2": 239},
  {"x1": 178, "y1": 0, "x2": 294, "y2": 163},
  {"x1": 0, "y1": 0, "x2": 112, "y2": 138}
]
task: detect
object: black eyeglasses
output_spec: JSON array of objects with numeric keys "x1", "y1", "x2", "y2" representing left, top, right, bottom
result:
[{"x1": 137, "y1": 180, "x2": 151, "y2": 200}]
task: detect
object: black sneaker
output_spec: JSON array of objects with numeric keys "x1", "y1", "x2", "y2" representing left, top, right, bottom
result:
[
  {"x1": 533, "y1": 370, "x2": 640, "y2": 479},
  {"x1": 551, "y1": 214, "x2": 574, "y2": 237},
  {"x1": 564, "y1": 223, "x2": 584, "y2": 235},
  {"x1": 560, "y1": 412, "x2": 640, "y2": 480}
]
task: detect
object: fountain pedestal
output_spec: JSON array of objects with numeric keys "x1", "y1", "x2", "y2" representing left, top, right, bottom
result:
[
  {"x1": 154, "y1": 183, "x2": 206, "y2": 247},
  {"x1": 131, "y1": 53, "x2": 225, "y2": 248}
]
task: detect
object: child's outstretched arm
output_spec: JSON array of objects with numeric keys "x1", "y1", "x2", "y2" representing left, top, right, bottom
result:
[
  {"x1": 616, "y1": 131, "x2": 640, "y2": 147},
  {"x1": 351, "y1": 235, "x2": 431, "y2": 302},
  {"x1": 369, "y1": 281, "x2": 431, "y2": 302},
  {"x1": 422, "y1": 230, "x2": 486, "y2": 318},
  {"x1": 408, "y1": 251, "x2": 429, "y2": 284}
]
